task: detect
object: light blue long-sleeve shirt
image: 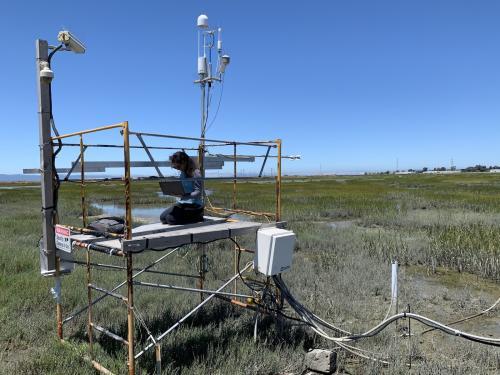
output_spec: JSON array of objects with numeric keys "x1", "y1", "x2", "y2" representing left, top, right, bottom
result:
[{"x1": 178, "y1": 170, "x2": 203, "y2": 207}]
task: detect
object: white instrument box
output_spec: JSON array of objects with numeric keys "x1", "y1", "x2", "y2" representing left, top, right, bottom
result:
[{"x1": 255, "y1": 227, "x2": 295, "y2": 276}]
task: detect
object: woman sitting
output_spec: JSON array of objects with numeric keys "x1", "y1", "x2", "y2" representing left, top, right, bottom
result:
[{"x1": 160, "y1": 151, "x2": 204, "y2": 225}]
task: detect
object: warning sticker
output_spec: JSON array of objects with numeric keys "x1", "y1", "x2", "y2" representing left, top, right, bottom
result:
[{"x1": 55, "y1": 225, "x2": 72, "y2": 253}]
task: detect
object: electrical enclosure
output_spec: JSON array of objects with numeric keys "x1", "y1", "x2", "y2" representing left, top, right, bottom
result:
[{"x1": 255, "y1": 227, "x2": 295, "y2": 276}]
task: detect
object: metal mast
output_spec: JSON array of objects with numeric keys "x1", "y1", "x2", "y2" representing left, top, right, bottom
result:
[
  {"x1": 195, "y1": 14, "x2": 230, "y2": 182},
  {"x1": 36, "y1": 31, "x2": 86, "y2": 277},
  {"x1": 36, "y1": 39, "x2": 57, "y2": 275}
]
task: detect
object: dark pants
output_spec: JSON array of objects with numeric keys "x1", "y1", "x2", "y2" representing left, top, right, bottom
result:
[{"x1": 160, "y1": 203, "x2": 204, "y2": 225}]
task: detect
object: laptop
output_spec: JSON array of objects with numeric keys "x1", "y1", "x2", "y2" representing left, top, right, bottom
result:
[{"x1": 159, "y1": 180, "x2": 186, "y2": 197}]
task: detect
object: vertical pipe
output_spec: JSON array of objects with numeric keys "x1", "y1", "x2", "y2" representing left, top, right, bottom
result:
[
  {"x1": 232, "y1": 143, "x2": 238, "y2": 297},
  {"x1": 199, "y1": 83, "x2": 206, "y2": 179},
  {"x1": 391, "y1": 260, "x2": 398, "y2": 316},
  {"x1": 253, "y1": 310, "x2": 259, "y2": 342},
  {"x1": 276, "y1": 139, "x2": 282, "y2": 221},
  {"x1": 155, "y1": 344, "x2": 161, "y2": 374},
  {"x1": 36, "y1": 39, "x2": 57, "y2": 274},
  {"x1": 197, "y1": 141, "x2": 206, "y2": 302},
  {"x1": 198, "y1": 144, "x2": 205, "y2": 201},
  {"x1": 197, "y1": 111, "x2": 206, "y2": 303},
  {"x1": 80, "y1": 135, "x2": 87, "y2": 227},
  {"x1": 232, "y1": 143, "x2": 237, "y2": 210},
  {"x1": 233, "y1": 244, "x2": 238, "y2": 298},
  {"x1": 197, "y1": 73, "x2": 207, "y2": 304},
  {"x1": 407, "y1": 304, "x2": 412, "y2": 369},
  {"x1": 86, "y1": 248, "x2": 93, "y2": 356},
  {"x1": 197, "y1": 247, "x2": 206, "y2": 302},
  {"x1": 195, "y1": 140, "x2": 206, "y2": 304},
  {"x1": 55, "y1": 256, "x2": 63, "y2": 340},
  {"x1": 123, "y1": 121, "x2": 135, "y2": 374},
  {"x1": 123, "y1": 122, "x2": 132, "y2": 240},
  {"x1": 127, "y1": 253, "x2": 135, "y2": 375}
]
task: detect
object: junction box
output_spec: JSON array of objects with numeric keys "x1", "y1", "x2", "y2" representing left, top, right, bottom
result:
[{"x1": 255, "y1": 227, "x2": 295, "y2": 276}]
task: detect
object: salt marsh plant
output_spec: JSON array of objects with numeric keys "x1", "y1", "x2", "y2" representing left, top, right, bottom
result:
[{"x1": 1, "y1": 173, "x2": 499, "y2": 374}]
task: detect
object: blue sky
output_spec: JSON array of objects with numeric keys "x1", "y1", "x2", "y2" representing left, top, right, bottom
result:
[{"x1": 1, "y1": 1, "x2": 500, "y2": 175}]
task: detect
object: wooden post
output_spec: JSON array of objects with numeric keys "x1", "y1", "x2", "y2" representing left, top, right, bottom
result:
[{"x1": 155, "y1": 344, "x2": 162, "y2": 374}]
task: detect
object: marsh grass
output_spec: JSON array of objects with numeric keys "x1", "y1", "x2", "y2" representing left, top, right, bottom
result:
[{"x1": 1, "y1": 173, "x2": 499, "y2": 374}]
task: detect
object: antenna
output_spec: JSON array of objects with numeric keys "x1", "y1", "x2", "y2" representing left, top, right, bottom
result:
[{"x1": 217, "y1": 27, "x2": 222, "y2": 52}]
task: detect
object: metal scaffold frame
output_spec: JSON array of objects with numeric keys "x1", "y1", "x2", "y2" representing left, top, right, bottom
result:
[{"x1": 46, "y1": 121, "x2": 285, "y2": 374}]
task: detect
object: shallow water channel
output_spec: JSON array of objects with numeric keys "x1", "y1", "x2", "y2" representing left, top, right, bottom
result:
[
  {"x1": 93, "y1": 203, "x2": 165, "y2": 222},
  {"x1": 0, "y1": 185, "x2": 39, "y2": 190},
  {"x1": 92, "y1": 189, "x2": 214, "y2": 223}
]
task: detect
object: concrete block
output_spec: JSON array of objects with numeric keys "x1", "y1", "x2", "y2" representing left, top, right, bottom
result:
[{"x1": 305, "y1": 349, "x2": 337, "y2": 374}]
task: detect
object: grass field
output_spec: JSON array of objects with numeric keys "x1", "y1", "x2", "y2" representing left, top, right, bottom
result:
[{"x1": 0, "y1": 173, "x2": 499, "y2": 374}]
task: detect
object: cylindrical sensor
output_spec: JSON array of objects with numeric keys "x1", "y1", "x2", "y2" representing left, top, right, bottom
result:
[
  {"x1": 217, "y1": 27, "x2": 222, "y2": 52},
  {"x1": 198, "y1": 56, "x2": 207, "y2": 75}
]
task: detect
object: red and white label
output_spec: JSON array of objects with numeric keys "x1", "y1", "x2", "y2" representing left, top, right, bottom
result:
[
  {"x1": 55, "y1": 225, "x2": 70, "y2": 236},
  {"x1": 55, "y1": 225, "x2": 72, "y2": 253}
]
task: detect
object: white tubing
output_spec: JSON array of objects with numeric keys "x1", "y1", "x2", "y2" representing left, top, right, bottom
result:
[
  {"x1": 275, "y1": 274, "x2": 500, "y2": 347},
  {"x1": 391, "y1": 260, "x2": 398, "y2": 315}
]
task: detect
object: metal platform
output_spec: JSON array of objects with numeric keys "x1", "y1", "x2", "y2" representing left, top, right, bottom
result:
[{"x1": 71, "y1": 216, "x2": 267, "y2": 253}]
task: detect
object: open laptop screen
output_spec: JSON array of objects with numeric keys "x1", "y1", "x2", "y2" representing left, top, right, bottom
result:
[{"x1": 159, "y1": 181, "x2": 185, "y2": 196}]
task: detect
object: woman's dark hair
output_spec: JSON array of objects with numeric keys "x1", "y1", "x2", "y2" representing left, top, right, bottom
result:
[{"x1": 170, "y1": 151, "x2": 198, "y2": 177}]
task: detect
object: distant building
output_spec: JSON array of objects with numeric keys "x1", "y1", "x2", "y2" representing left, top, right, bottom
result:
[
  {"x1": 423, "y1": 170, "x2": 456, "y2": 174},
  {"x1": 395, "y1": 171, "x2": 413, "y2": 175}
]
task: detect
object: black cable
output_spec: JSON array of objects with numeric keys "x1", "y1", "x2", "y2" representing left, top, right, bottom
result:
[
  {"x1": 205, "y1": 77, "x2": 224, "y2": 132},
  {"x1": 202, "y1": 33, "x2": 215, "y2": 136},
  {"x1": 44, "y1": 44, "x2": 64, "y2": 223},
  {"x1": 48, "y1": 44, "x2": 63, "y2": 64}
]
